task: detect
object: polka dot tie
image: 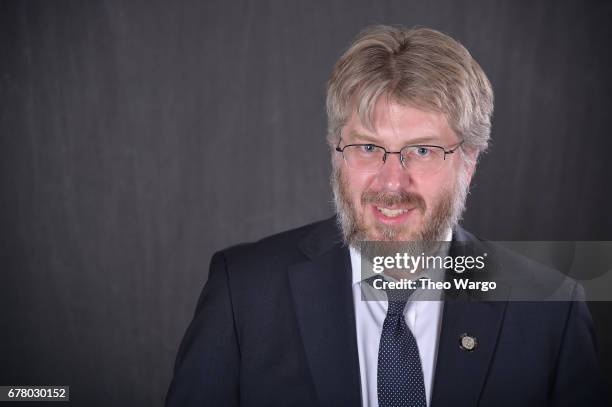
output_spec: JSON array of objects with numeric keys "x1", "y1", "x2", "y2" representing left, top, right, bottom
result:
[{"x1": 377, "y1": 287, "x2": 427, "y2": 407}]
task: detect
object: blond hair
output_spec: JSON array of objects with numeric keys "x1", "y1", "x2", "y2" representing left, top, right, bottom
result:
[{"x1": 326, "y1": 25, "x2": 494, "y2": 160}]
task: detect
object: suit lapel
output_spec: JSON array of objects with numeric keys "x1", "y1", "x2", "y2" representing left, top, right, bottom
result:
[
  {"x1": 288, "y1": 218, "x2": 362, "y2": 407},
  {"x1": 431, "y1": 227, "x2": 508, "y2": 406},
  {"x1": 431, "y1": 299, "x2": 507, "y2": 406}
]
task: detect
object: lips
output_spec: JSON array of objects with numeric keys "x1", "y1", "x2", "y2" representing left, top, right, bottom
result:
[
  {"x1": 376, "y1": 206, "x2": 409, "y2": 218},
  {"x1": 371, "y1": 205, "x2": 418, "y2": 225},
  {"x1": 362, "y1": 190, "x2": 425, "y2": 225}
]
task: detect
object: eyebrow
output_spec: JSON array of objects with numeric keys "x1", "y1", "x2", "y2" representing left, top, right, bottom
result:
[
  {"x1": 348, "y1": 133, "x2": 380, "y2": 144},
  {"x1": 347, "y1": 133, "x2": 443, "y2": 146}
]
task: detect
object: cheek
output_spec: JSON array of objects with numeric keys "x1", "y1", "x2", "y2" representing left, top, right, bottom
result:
[
  {"x1": 345, "y1": 172, "x2": 373, "y2": 204},
  {"x1": 414, "y1": 173, "x2": 454, "y2": 205},
  {"x1": 422, "y1": 178, "x2": 445, "y2": 196}
]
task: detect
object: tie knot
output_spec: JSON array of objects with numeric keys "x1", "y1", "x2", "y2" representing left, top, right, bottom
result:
[
  {"x1": 386, "y1": 299, "x2": 408, "y2": 316},
  {"x1": 363, "y1": 275, "x2": 418, "y2": 312},
  {"x1": 385, "y1": 283, "x2": 415, "y2": 301},
  {"x1": 385, "y1": 284, "x2": 414, "y2": 316}
]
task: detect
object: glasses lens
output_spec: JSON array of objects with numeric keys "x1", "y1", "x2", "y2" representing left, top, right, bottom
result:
[
  {"x1": 343, "y1": 145, "x2": 385, "y2": 171},
  {"x1": 400, "y1": 146, "x2": 445, "y2": 172}
]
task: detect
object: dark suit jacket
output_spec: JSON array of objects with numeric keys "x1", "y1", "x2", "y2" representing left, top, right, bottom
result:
[{"x1": 166, "y1": 217, "x2": 607, "y2": 406}]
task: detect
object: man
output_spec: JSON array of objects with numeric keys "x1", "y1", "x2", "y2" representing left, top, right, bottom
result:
[{"x1": 166, "y1": 26, "x2": 606, "y2": 406}]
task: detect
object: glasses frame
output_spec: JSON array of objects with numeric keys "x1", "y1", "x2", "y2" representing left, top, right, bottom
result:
[{"x1": 335, "y1": 138, "x2": 465, "y2": 171}]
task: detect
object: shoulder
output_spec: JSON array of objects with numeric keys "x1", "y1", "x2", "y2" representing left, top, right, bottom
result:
[
  {"x1": 454, "y1": 226, "x2": 581, "y2": 301},
  {"x1": 214, "y1": 216, "x2": 339, "y2": 275},
  {"x1": 203, "y1": 217, "x2": 343, "y2": 314}
]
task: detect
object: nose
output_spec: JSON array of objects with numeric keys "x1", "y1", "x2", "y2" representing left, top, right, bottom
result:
[{"x1": 377, "y1": 152, "x2": 410, "y2": 190}]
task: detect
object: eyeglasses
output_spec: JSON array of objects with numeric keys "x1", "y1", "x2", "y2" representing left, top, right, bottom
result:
[{"x1": 335, "y1": 138, "x2": 464, "y2": 173}]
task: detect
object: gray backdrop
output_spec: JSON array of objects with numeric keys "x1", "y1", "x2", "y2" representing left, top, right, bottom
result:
[{"x1": 1, "y1": 1, "x2": 611, "y2": 406}]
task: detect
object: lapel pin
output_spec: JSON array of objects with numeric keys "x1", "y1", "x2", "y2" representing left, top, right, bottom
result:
[{"x1": 459, "y1": 333, "x2": 477, "y2": 351}]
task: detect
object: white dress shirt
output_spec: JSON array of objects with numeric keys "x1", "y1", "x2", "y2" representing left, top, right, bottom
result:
[{"x1": 350, "y1": 231, "x2": 451, "y2": 407}]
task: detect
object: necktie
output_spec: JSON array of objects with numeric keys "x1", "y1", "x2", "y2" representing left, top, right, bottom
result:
[{"x1": 377, "y1": 286, "x2": 427, "y2": 407}]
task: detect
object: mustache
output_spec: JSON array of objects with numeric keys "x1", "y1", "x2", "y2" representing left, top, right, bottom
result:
[{"x1": 361, "y1": 190, "x2": 426, "y2": 211}]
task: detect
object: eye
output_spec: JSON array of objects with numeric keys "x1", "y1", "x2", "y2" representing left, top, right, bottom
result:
[
  {"x1": 361, "y1": 144, "x2": 377, "y2": 153},
  {"x1": 415, "y1": 146, "x2": 430, "y2": 157}
]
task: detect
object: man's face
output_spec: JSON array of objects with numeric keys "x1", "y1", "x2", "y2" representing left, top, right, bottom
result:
[{"x1": 332, "y1": 98, "x2": 475, "y2": 246}]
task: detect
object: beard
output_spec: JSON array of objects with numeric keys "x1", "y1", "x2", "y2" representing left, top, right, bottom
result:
[{"x1": 331, "y1": 163, "x2": 470, "y2": 261}]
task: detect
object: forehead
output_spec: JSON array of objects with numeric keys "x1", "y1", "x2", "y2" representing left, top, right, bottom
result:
[{"x1": 343, "y1": 98, "x2": 456, "y2": 145}]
